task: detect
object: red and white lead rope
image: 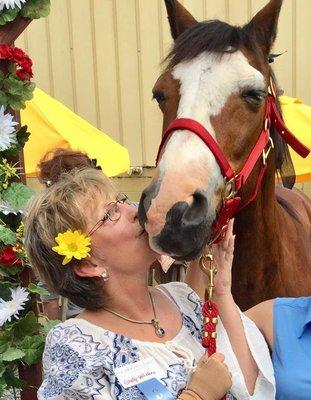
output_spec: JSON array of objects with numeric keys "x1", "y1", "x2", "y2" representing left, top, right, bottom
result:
[{"x1": 199, "y1": 252, "x2": 227, "y2": 400}]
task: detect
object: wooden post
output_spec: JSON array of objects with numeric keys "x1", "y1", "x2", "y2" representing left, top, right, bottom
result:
[
  {"x1": 0, "y1": 16, "x2": 32, "y2": 44},
  {"x1": 1, "y1": 15, "x2": 42, "y2": 400}
]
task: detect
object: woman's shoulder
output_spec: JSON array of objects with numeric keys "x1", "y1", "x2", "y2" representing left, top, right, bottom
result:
[
  {"x1": 43, "y1": 318, "x2": 114, "y2": 375},
  {"x1": 45, "y1": 318, "x2": 112, "y2": 353},
  {"x1": 40, "y1": 319, "x2": 114, "y2": 399}
]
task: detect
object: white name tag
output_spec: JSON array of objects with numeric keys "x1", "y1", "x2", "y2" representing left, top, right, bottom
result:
[{"x1": 114, "y1": 357, "x2": 162, "y2": 388}]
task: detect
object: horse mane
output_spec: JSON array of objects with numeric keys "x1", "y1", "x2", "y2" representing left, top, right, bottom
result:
[{"x1": 166, "y1": 20, "x2": 296, "y2": 189}]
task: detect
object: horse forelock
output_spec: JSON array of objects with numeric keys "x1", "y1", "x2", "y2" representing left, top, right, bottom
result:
[{"x1": 165, "y1": 20, "x2": 258, "y2": 69}]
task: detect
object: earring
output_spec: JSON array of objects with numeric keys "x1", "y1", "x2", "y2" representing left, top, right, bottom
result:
[{"x1": 102, "y1": 270, "x2": 109, "y2": 282}]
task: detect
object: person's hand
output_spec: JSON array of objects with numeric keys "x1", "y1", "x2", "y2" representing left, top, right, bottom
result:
[
  {"x1": 187, "y1": 353, "x2": 232, "y2": 400},
  {"x1": 212, "y1": 219, "x2": 235, "y2": 298},
  {"x1": 200, "y1": 219, "x2": 234, "y2": 298}
]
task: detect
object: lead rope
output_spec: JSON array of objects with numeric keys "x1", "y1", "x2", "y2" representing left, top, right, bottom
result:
[{"x1": 199, "y1": 250, "x2": 228, "y2": 400}]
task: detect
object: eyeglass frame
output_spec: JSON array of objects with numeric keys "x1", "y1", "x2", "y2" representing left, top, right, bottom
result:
[{"x1": 88, "y1": 192, "x2": 129, "y2": 236}]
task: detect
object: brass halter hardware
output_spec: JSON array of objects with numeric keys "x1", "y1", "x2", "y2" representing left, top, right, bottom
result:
[
  {"x1": 223, "y1": 174, "x2": 238, "y2": 200},
  {"x1": 199, "y1": 249, "x2": 217, "y2": 302},
  {"x1": 262, "y1": 137, "x2": 275, "y2": 165}
]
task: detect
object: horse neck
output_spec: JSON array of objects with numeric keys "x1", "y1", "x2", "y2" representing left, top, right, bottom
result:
[{"x1": 232, "y1": 155, "x2": 280, "y2": 308}]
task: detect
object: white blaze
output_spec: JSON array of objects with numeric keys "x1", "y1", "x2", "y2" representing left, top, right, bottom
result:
[{"x1": 159, "y1": 50, "x2": 265, "y2": 200}]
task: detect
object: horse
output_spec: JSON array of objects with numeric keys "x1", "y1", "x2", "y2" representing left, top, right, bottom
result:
[{"x1": 138, "y1": 0, "x2": 311, "y2": 310}]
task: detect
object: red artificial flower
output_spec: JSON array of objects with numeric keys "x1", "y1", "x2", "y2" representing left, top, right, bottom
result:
[
  {"x1": 0, "y1": 245, "x2": 23, "y2": 268},
  {"x1": 0, "y1": 44, "x2": 33, "y2": 80}
]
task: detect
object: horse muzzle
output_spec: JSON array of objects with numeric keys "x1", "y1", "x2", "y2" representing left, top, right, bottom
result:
[{"x1": 138, "y1": 188, "x2": 211, "y2": 261}]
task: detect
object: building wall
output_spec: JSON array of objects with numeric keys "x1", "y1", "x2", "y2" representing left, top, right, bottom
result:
[{"x1": 18, "y1": 0, "x2": 311, "y2": 197}]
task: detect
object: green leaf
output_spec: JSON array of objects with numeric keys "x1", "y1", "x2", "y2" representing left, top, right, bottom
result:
[
  {"x1": 0, "y1": 347, "x2": 25, "y2": 362},
  {"x1": 27, "y1": 283, "x2": 50, "y2": 297},
  {"x1": 0, "y1": 331, "x2": 11, "y2": 354},
  {"x1": 21, "y1": 0, "x2": 51, "y2": 19},
  {"x1": 0, "y1": 280, "x2": 14, "y2": 290},
  {"x1": 43, "y1": 319, "x2": 60, "y2": 335},
  {"x1": 6, "y1": 85, "x2": 23, "y2": 96},
  {"x1": 2, "y1": 183, "x2": 34, "y2": 210},
  {"x1": 0, "y1": 264, "x2": 22, "y2": 277},
  {"x1": 1, "y1": 72, "x2": 35, "y2": 110},
  {"x1": 16, "y1": 125, "x2": 31, "y2": 148},
  {"x1": 0, "y1": 363, "x2": 5, "y2": 378},
  {"x1": 0, "y1": 7, "x2": 19, "y2": 26},
  {"x1": 0, "y1": 379, "x2": 6, "y2": 398},
  {"x1": 7, "y1": 312, "x2": 41, "y2": 340},
  {"x1": 0, "y1": 225, "x2": 16, "y2": 245},
  {"x1": 0, "y1": 91, "x2": 8, "y2": 108},
  {"x1": 19, "y1": 335, "x2": 45, "y2": 365},
  {"x1": 0, "y1": 282, "x2": 12, "y2": 300},
  {"x1": 2, "y1": 368, "x2": 26, "y2": 389},
  {"x1": 8, "y1": 98, "x2": 26, "y2": 111}
]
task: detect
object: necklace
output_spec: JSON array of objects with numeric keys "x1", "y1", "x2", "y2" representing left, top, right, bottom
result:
[{"x1": 103, "y1": 291, "x2": 166, "y2": 338}]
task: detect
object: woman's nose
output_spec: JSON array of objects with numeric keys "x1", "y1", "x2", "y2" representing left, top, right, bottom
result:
[{"x1": 121, "y1": 202, "x2": 138, "y2": 221}]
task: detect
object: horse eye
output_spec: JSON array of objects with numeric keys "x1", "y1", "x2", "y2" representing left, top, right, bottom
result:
[
  {"x1": 153, "y1": 90, "x2": 166, "y2": 104},
  {"x1": 242, "y1": 89, "x2": 267, "y2": 104}
]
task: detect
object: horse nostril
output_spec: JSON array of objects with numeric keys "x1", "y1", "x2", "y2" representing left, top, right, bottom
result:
[{"x1": 182, "y1": 189, "x2": 208, "y2": 225}]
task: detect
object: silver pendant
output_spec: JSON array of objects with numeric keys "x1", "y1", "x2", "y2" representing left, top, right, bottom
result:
[{"x1": 152, "y1": 319, "x2": 165, "y2": 338}]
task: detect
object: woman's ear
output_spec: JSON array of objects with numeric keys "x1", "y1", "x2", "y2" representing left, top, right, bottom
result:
[{"x1": 74, "y1": 259, "x2": 105, "y2": 278}]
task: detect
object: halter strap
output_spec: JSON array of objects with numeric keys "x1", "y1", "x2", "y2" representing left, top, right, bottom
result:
[{"x1": 155, "y1": 88, "x2": 310, "y2": 244}]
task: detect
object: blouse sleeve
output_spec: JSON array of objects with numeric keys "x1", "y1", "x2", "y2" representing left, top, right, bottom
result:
[
  {"x1": 37, "y1": 323, "x2": 115, "y2": 400},
  {"x1": 217, "y1": 309, "x2": 276, "y2": 400},
  {"x1": 167, "y1": 283, "x2": 276, "y2": 400}
]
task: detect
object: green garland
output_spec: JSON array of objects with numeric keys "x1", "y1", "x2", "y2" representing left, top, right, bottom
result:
[
  {"x1": 0, "y1": 67, "x2": 35, "y2": 111},
  {"x1": 0, "y1": 0, "x2": 54, "y2": 395},
  {"x1": 0, "y1": 0, "x2": 50, "y2": 26},
  {"x1": 0, "y1": 125, "x2": 58, "y2": 397}
]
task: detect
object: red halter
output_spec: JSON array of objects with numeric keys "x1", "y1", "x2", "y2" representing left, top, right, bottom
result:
[{"x1": 156, "y1": 84, "x2": 310, "y2": 244}]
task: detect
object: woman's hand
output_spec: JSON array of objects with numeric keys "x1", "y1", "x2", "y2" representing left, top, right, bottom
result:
[
  {"x1": 186, "y1": 353, "x2": 232, "y2": 400},
  {"x1": 212, "y1": 219, "x2": 235, "y2": 298}
]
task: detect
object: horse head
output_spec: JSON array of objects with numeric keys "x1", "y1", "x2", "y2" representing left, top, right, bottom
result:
[{"x1": 138, "y1": 0, "x2": 284, "y2": 260}]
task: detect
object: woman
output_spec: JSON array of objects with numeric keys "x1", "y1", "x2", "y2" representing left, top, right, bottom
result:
[
  {"x1": 189, "y1": 221, "x2": 310, "y2": 400},
  {"x1": 24, "y1": 154, "x2": 273, "y2": 399}
]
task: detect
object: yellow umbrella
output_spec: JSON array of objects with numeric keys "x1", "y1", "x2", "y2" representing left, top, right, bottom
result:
[
  {"x1": 280, "y1": 96, "x2": 311, "y2": 183},
  {"x1": 21, "y1": 88, "x2": 130, "y2": 178}
]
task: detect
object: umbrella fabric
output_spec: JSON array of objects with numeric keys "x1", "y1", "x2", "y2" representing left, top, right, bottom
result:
[
  {"x1": 280, "y1": 96, "x2": 311, "y2": 183},
  {"x1": 21, "y1": 88, "x2": 130, "y2": 177}
]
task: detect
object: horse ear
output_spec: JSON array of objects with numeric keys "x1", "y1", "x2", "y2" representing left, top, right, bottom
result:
[
  {"x1": 164, "y1": 0, "x2": 198, "y2": 40},
  {"x1": 245, "y1": 0, "x2": 283, "y2": 55}
]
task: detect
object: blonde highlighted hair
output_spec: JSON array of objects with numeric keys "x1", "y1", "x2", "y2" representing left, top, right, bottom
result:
[{"x1": 24, "y1": 167, "x2": 116, "y2": 310}]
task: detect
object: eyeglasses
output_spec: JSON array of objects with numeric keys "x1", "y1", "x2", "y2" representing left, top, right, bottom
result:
[{"x1": 88, "y1": 193, "x2": 129, "y2": 236}]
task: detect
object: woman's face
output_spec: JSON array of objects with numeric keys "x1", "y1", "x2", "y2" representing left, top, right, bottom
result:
[{"x1": 86, "y1": 192, "x2": 159, "y2": 274}]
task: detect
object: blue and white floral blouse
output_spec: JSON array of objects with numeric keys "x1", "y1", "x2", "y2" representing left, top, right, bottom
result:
[{"x1": 38, "y1": 282, "x2": 275, "y2": 400}]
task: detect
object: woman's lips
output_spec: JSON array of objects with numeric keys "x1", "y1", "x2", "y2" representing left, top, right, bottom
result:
[{"x1": 137, "y1": 228, "x2": 146, "y2": 237}]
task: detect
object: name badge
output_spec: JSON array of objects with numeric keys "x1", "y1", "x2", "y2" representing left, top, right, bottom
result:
[
  {"x1": 138, "y1": 377, "x2": 175, "y2": 400},
  {"x1": 114, "y1": 357, "x2": 162, "y2": 388}
]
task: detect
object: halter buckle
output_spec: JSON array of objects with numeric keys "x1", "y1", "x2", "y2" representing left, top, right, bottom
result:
[
  {"x1": 223, "y1": 175, "x2": 238, "y2": 200},
  {"x1": 262, "y1": 137, "x2": 274, "y2": 165}
]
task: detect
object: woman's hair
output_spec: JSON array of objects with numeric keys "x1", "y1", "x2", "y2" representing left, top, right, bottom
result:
[
  {"x1": 38, "y1": 148, "x2": 101, "y2": 187},
  {"x1": 24, "y1": 149, "x2": 115, "y2": 310}
]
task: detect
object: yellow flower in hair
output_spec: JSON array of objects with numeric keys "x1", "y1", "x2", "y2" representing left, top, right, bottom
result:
[{"x1": 52, "y1": 229, "x2": 91, "y2": 266}]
